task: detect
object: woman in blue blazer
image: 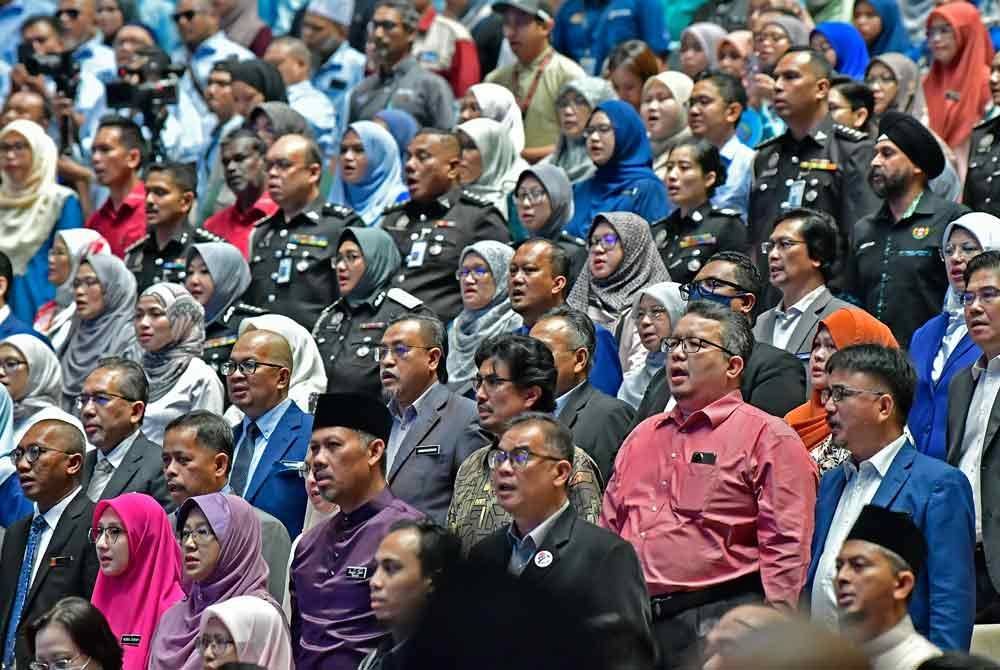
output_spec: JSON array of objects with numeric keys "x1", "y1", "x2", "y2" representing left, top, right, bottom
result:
[{"x1": 909, "y1": 212, "x2": 1000, "y2": 460}]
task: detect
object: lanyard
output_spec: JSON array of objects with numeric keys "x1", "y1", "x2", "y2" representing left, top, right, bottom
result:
[{"x1": 513, "y1": 49, "x2": 555, "y2": 115}]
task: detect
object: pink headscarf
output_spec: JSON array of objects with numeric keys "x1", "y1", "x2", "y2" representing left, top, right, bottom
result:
[
  {"x1": 90, "y1": 493, "x2": 185, "y2": 670},
  {"x1": 200, "y1": 596, "x2": 293, "y2": 669}
]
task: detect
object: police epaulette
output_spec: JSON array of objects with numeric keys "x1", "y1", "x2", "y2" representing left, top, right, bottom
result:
[
  {"x1": 322, "y1": 203, "x2": 355, "y2": 218},
  {"x1": 459, "y1": 190, "x2": 491, "y2": 206},
  {"x1": 386, "y1": 288, "x2": 423, "y2": 310},
  {"x1": 716, "y1": 208, "x2": 741, "y2": 217},
  {"x1": 124, "y1": 236, "x2": 148, "y2": 255},
  {"x1": 383, "y1": 200, "x2": 408, "y2": 214},
  {"x1": 223, "y1": 302, "x2": 267, "y2": 324},
  {"x1": 194, "y1": 228, "x2": 225, "y2": 243},
  {"x1": 558, "y1": 231, "x2": 586, "y2": 246},
  {"x1": 833, "y1": 124, "x2": 867, "y2": 141},
  {"x1": 974, "y1": 115, "x2": 1000, "y2": 130},
  {"x1": 753, "y1": 134, "x2": 782, "y2": 151}
]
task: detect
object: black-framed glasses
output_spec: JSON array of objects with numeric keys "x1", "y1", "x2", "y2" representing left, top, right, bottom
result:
[
  {"x1": 589, "y1": 232, "x2": 620, "y2": 251},
  {"x1": 172, "y1": 9, "x2": 199, "y2": 22},
  {"x1": 661, "y1": 336, "x2": 737, "y2": 357},
  {"x1": 679, "y1": 278, "x2": 751, "y2": 300},
  {"x1": 88, "y1": 525, "x2": 125, "y2": 544},
  {"x1": 487, "y1": 447, "x2": 564, "y2": 470},
  {"x1": 960, "y1": 287, "x2": 1000, "y2": 307},
  {"x1": 761, "y1": 238, "x2": 806, "y2": 255},
  {"x1": 375, "y1": 343, "x2": 434, "y2": 360},
  {"x1": 177, "y1": 525, "x2": 217, "y2": 546},
  {"x1": 75, "y1": 392, "x2": 134, "y2": 410},
  {"x1": 55, "y1": 8, "x2": 81, "y2": 19},
  {"x1": 28, "y1": 655, "x2": 91, "y2": 670},
  {"x1": 220, "y1": 359, "x2": 285, "y2": 376},
  {"x1": 473, "y1": 374, "x2": 514, "y2": 391},
  {"x1": 9, "y1": 444, "x2": 73, "y2": 466},
  {"x1": 514, "y1": 188, "x2": 547, "y2": 204},
  {"x1": 819, "y1": 385, "x2": 886, "y2": 404}
]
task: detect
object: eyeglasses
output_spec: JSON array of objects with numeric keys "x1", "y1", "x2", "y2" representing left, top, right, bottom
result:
[
  {"x1": 960, "y1": 287, "x2": 1000, "y2": 307},
  {"x1": 9, "y1": 444, "x2": 73, "y2": 466},
  {"x1": 941, "y1": 243, "x2": 982, "y2": 260},
  {"x1": 375, "y1": 343, "x2": 434, "y2": 360},
  {"x1": 456, "y1": 266, "x2": 491, "y2": 281},
  {"x1": 0, "y1": 358, "x2": 25, "y2": 375},
  {"x1": 755, "y1": 30, "x2": 789, "y2": 45},
  {"x1": 89, "y1": 525, "x2": 125, "y2": 544},
  {"x1": 633, "y1": 307, "x2": 670, "y2": 322},
  {"x1": 220, "y1": 359, "x2": 285, "y2": 376},
  {"x1": 661, "y1": 336, "x2": 737, "y2": 357},
  {"x1": 557, "y1": 94, "x2": 589, "y2": 110},
  {"x1": 197, "y1": 635, "x2": 236, "y2": 653},
  {"x1": 864, "y1": 76, "x2": 896, "y2": 87},
  {"x1": 926, "y1": 25, "x2": 954, "y2": 40},
  {"x1": 335, "y1": 252, "x2": 364, "y2": 265},
  {"x1": 819, "y1": 384, "x2": 886, "y2": 404},
  {"x1": 487, "y1": 447, "x2": 564, "y2": 470},
  {"x1": 264, "y1": 159, "x2": 304, "y2": 172},
  {"x1": 75, "y1": 392, "x2": 134, "y2": 410},
  {"x1": 0, "y1": 141, "x2": 29, "y2": 154},
  {"x1": 178, "y1": 525, "x2": 216, "y2": 546},
  {"x1": 581, "y1": 124, "x2": 614, "y2": 138},
  {"x1": 761, "y1": 239, "x2": 806, "y2": 255},
  {"x1": 589, "y1": 232, "x2": 620, "y2": 251},
  {"x1": 679, "y1": 278, "x2": 751, "y2": 299},
  {"x1": 72, "y1": 276, "x2": 101, "y2": 290},
  {"x1": 172, "y1": 9, "x2": 199, "y2": 23},
  {"x1": 514, "y1": 188, "x2": 547, "y2": 205},
  {"x1": 28, "y1": 656, "x2": 91, "y2": 670},
  {"x1": 473, "y1": 373, "x2": 514, "y2": 392},
  {"x1": 55, "y1": 8, "x2": 81, "y2": 19}
]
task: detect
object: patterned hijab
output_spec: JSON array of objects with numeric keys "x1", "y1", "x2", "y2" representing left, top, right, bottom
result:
[
  {"x1": 187, "y1": 242, "x2": 252, "y2": 325},
  {"x1": 469, "y1": 83, "x2": 526, "y2": 153},
  {"x1": 1, "y1": 334, "x2": 61, "y2": 423},
  {"x1": 138, "y1": 284, "x2": 205, "y2": 403},
  {"x1": 548, "y1": 77, "x2": 617, "y2": 184}
]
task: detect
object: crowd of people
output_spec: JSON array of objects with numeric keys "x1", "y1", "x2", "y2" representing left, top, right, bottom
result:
[{"x1": 5, "y1": 0, "x2": 1000, "y2": 668}]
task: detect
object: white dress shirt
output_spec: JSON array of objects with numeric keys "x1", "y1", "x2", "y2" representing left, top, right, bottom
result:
[
  {"x1": 958, "y1": 354, "x2": 1000, "y2": 543},
  {"x1": 770, "y1": 284, "x2": 827, "y2": 351},
  {"x1": 30, "y1": 486, "x2": 82, "y2": 584},
  {"x1": 811, "y1": 433, "x2": 908, "y2": 628}
]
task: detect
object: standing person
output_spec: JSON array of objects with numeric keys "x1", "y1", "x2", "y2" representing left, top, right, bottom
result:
[
  {"x1": 198, "y1": 595, "x2": 293, "y2": 669},
  {"x1": 84, "y1": 117, "x2": 147, "y2": 258},
  {"x1": 327, "y1": 121, "x2": 409, "y2": 227},
  {"x1": 679, "y1": 23, "x2": 728, "y2": 79},
  {"x1": 217, "y1": 0, "x2": 271, "y2": 56},
  {"x1": 641, "y1": 71, "x2": 694, "y2": 181},
  {"x1": 455, "y1": 117, "x2": 528, "y2": 219},
  {"x1": 57, "y1": 0, "x2": 117, "y2": 82},
  {"x1": 411, "y1": 0, "x2": 480, "y2": 98},
  {"x1": 810, "y1": 22, "x2": 870, "y2": 79},
  {"x1": 458, "y1": 83, "x2": 525, "y2": 154},
  {"x1": 300, "y1": 0, "x2": 367, "y2": 133},
  {"x1": 263, "y1": 37, "x2": 337, "y2": 161},
  {"x1": 0, "y1": 335, "x2": 66, "y2": 442},
  {"x1": 25, "y1": 597, "x2": 124, "y2": 670},
  {"x1": 617, "y1": 282, "x2": 685, "y2": 409},
  {"x1": 196, "y1": 61, "x2": 244, "y2": 221},
  {"x1": 608, "y1": 40, "x2": 663, "y2": 114},
  {"x1": 485, "y1": 0, "x2": 585, "y2": 163},
  {"x1": 545, "y1": 77, "x2": 616, "y2": 185},
  {"x1": 551, "y1": 0, "x2": 668, "y2": 78},
  {"x1": 865, "y1": 53, "x2": 924, "y2": 119},
  {"x1": 963, "y1": 51, "x2": 1000, "y2": 218},
  {"x1": 854, "y1": 0, "x2": 913, "y2": 57}
]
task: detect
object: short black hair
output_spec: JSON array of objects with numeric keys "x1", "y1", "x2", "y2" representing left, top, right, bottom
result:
[
  {"x1": 668, "y1": 138, "x2": 728, "y2": 197},
  {"x1": 0, "y1": 250, "x2": 12, "y2": 302},
  {"x1": 96, "y1": 114, "x2": 147, "y2": 167},
  {"x1": 94, "y1": 356, "x2": 149, "y2": 404},
  {"x1": 22, "y1": 14, "x2": 63, "y2": 37},
  {"x1": 221, "y1": 127, "x2": 268, "y2": 155},
  {"x1": 779, "y1": 46, "x2": 833, "y2": 80},
  {"x1": 826, "y1": 344, "x2": 916, "y2": 421},
  {"x1": 504, "y1": 412, "x2": 574, "y2": 462},
  {"x1": 26, "y1": 597, "x2": 122, "y2": 670},
  {"x1": 694, "y1": 70, "x2": 748, "y2": 110},
  {"x1": 707, "y1": 250, "x2": 764, "y2": 297},
  {"x1": 164, "y1": 410, "x2": 235, "y2": 473},
  {"x1": 831, "y1": 77, "x2": 875, "y2": 117},
  {"x1": 683, "y1": 300, "x2": 754, "y2": 362},
  {"x1": 387, "y1": 312, "x2": 448, "y2": 383},
  {"x1": 386, "y1": 518, "x2": 462, "y2": 589},
  {"x1": 537, "y1": 306, "x2": 596, "y2": 373},
  {"x1": 474, "y1": 334, "x2": 557, "y2": 413},
  {"x1": 4, "y1": 88, "x2": 53, "y2": 123},
  {"x1": 413, "y1": 127, "x2": 460, "y2": 155},
  {"x1": 518, "y1": 238, "x2": 571, "y2": 284},
  {"x1": 145, "y1": 161, "x2": 197, "y2": 195},
  {"x1": 772, "y1": 208, "x2": 839, "y2": 281},
  {"x1": 964, "y1": 249, "x2": 1000, "y2": 285}
]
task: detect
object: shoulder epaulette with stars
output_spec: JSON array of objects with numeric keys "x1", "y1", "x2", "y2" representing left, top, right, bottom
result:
[
  {"x1": 124, "y1": 235, "x2": 148, "y2": 255},
  {"x1": 459, "y1": 190, "x2": 492, "y2": 207},
  {"x1": 194, "y1": 228, "x2": 226, "y2": 243},
  {"x1": 753, "y1": 134, "x2": 782, "y2": 151},
  {"x1": 558, "y1": 231, "x2": 586, "y2": 247},
  {"x1": 833, "y1": 124, "x2": 867, "y2": 142},
  {"x1": 322, "y1": 203, "x2": 356, "y2": 219},
  {"x1": 222, "y1": 302, "x2": 267, "y2": 324}
]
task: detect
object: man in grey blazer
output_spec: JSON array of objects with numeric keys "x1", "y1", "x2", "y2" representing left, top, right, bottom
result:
[
  {"x1": 380, "y1": 314, "x2": 489, "y2": 522},
  {"x1": 754, "y1": 208, "x2": 851, "y2": 362}
]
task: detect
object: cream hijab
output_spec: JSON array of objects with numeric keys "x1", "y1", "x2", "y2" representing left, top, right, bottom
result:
[{"x1": 200, "y1": 596, "x2": 293, "y2": 670}]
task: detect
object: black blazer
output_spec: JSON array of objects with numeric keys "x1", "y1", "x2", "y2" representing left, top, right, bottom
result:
[
  {"x1": 632, "y1": 341, "x2": 807, "y2": 426},
  {"x1": 557, "y1": 381, "x2": 635, "y2": 481},
  {"x1": 0, "y1": 489, "x2": 98, "y2": 668},
  {"x1": 80, "y1": 431, "x2": 172, "y2": 510}
]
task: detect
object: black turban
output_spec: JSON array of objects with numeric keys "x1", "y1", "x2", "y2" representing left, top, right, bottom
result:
[{"x1": 877, "y1": 110, "x2": 945, "y2": 180}]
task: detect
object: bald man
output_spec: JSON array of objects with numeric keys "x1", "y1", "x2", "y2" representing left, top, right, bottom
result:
[
  {"x1": 703, "y1": 605, "x2": 789, "y2": 670},
  {"x1": 224, "y1": 328, "x2": 312, "y2": 536},
  {"x1": 0, "y1": 419, "x2": 99, "y2": 669}
]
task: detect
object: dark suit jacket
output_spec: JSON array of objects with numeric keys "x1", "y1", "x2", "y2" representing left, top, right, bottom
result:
[
  {"x1": 804, "y1": 441, "x2": 975, "y2": 651},
  {"x1": 557, "y1": 381, "x2": 634, "y2": 481},
  {"x1": 387, "y1": 383, "x2": 489, "y2": 523},
  {"x1": 79, "y1": 431, "x2": 172, "y2": 510},
  {"x1": 753, "y1": 287, "x2": 852, "y2": 360},
  {"x1": 468, "y1": 505, "x2": 652, "y2": 653},
  {"x1": 632, "y1": 341, "x2": 806, "y2": 426},
  {"x1": 232, "y1": 401, "x2": 311, "y2": 538},
  {"x1": 0, "y1": 489, "x2": 99, "y2": 668}
]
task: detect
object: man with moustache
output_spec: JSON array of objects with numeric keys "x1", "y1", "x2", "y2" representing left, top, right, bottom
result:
[
  {"x1": 85, "y1": 116, "x2": 148, "y2": 257},
  {"x1": 965, "y1": 51, "x2": 1000, "y2": 217}
]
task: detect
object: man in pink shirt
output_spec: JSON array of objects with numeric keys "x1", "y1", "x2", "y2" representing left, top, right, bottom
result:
[
  {"x1": 85, "y1": 116, "x2": 147, "y2": 258},
  {"x1": 600, "y1": 300, "x2": 818, "y2": 670}
]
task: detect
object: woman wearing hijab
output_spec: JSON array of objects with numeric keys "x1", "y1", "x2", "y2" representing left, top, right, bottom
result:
[
  {"x1": 567, "y1": 212, "x2": 671, "y2": 373},
  {"x1": 854, "y1": 0, "x2": 913, "y2": 56},
  {"x1": 865, "y1": 53, "x2": 925, "y2": 118},
  {"x1": 0, "y1": 333, "x2": 63, "y2": 442},
  {"x1": 923, "y1": 2, "x2": 992, "y2": 178},
  {"x1": 785, "y1": 307, "x2": 898, "y2": 473},
  {"x1": 149, "y1": 493, "x2": 282, "y2": 670},
  {"x1": 455, "y1": 118, "x2": 528, "y2": 220},
  {"x1": 246, "y1": 102, "x2": 311, "y2": 148},
  {"x1": 184, "y1": 242, "x2": 258, "y2": 380},
  {"x1": 679, "y1": 23, "x2": 728, "y2": 79},
  {"x1": 567, "y1": 101, "x2": 671, "y2": 239},
  {"x1": 134, "y1": 283, "x2": 224, "y2": 444},
  {"x1": 33, "y1": 230, "x2": 111, "y2": 351},
  {"x1": 199, "y1": 596, "x2": 293, "y2": 670},
  {"x1": 458, "y1": 83, "x2": 526, "y2": 154},
  {"x1": 328, "y1": 121, "x2": 409, "y2": 227},
  {"x1": 909, "y1": 213, "x2": 1000, "y2": 461},
  {"x1": 447, "y1": 241, "x2": 523, "y2": 394},
  {"x1": 218, "y1": 0, "x2": 272, "y2": 56},
  {"x1": 544, "y1": 77, "x2": 617, "y2": 185},
  {"x1": 617, "y1": 282, "x2": 684, "y2": 409},
  {"x1": 0, "y1": 120, "x2": 84, "y2": 323},
  {"x1": 811, "y1": 22, "x2": 870, "y2": 79},
  {"x1": 640, "y1": 71, "x2": 694, "y2": 181},
  {"x1": 90, "y1": 493, "x2": 185, "y2": 670},
  {"x1": 227, "y1": 59, "x2": 288, "y2": 119},
  {"x1": 59, "y1": 254, "x2": 137, "y2": 412},
  {"x1": 717, "y1": 30, "x2": 754, "y2": 79},
  {"x1": 312, "y1": 227, "x2": 425, "y2": 398},
  {"x1": 374, "y1": 110, "x2": 420, "y2": 165},
  {"x1": 750, "y1": 15, "x2": 810, "y2": 142},
  {"x1": 514, "y1": 165, "x2": 586, "y2": 282}
]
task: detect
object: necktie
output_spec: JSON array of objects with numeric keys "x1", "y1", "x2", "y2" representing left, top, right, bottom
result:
[
  {"x1": 509, "y1": 536, "x2": 536, "y2": 576},
  {"x1": 3, "y1": 515, "x2": 48, "y2": 667},
  {"x1": 229, "y1": 422, "x2": 259, "y2": 496},
  {"x1": 86, "y1": 458, "x2": 115, "y2": 502}
]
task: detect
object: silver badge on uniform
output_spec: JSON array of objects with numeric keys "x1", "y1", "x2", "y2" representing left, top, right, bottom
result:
[
  {"x1": 296, "y1": 260, "x2": 309, "y2": 272},
  {"x1": 768, "y1": 153, "x2": 779, "y2": 168},
  {"x1": 688, "y1": 259, "x2": 702, "y2": 273},
  {"x1": 805, "y1": 190, "x2": 818, "y2": 203},
  {"x1": 981, "y1": 134, "x2": 995, "y2": 152},
  {"x1": 330, "y1": 312, "x2": 344, "y2": 327},
  {"x1": 428, "y1": 244, "x2": 443, "y2": 256},
  {"x1": 356, "y1": 345, "x2": 370, "y2": 358}
]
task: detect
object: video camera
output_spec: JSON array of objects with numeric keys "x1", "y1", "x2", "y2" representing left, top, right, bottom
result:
[
  {"x1": 105, "y1": 48, "x2": 185, "y2": 162},
  {"x1": 17, "y1": 44, "x2": 80, "y2": 100}
]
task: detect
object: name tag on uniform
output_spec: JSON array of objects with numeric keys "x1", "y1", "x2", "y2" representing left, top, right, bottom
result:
[
  {"x1": 345, "y1": 566, "x2": 368, "y2": 580},
  {"x1": 121, "y1": 635, "x2": 142, "y2": 647},
  {"x1": 416, "y1": 445, "x2": 441, "y2": 455},
  {"x1": 277, "y1": 257, "x2": 292, "y2": 284},
  {"x1": 786, "y1": 180, "x2": 805, "y2": 208},
  {"x1": 407, "y1": 241, "x2": 427, "y2": 268}
]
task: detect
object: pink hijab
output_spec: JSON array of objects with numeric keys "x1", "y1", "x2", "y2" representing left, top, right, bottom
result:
[
  {"x1": 201, "y1": 595, "x2": 293, "y2": 669},
  {"x1": 90, "y1": 493, "x2": 185, "y2": 670}
]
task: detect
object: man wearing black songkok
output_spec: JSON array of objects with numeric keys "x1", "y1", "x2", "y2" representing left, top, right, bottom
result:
[
  {"x1": 846, "y1": 110, "x2": 969, "y2": 347},
  {"x1": 835, "y1": 504, "x2": 942, "y2": 670}
]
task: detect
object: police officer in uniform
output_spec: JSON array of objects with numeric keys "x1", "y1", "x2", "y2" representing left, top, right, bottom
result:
[
  {"x1": 963, "y1": 52, "x2": 1000, "y2": 216},
  {"x1": 202, "y1": 302, "x2": 269, "y2": 380},
  {"x1": 849, "y1": 111, "x2": 968, "y2": 348},
  {"x1": 124, "y1": 162, "x2": 225, "y2": 292},
  {"x1": 381, "y1": 128, "x2": 509, "y2": 323},
  {"x1": 245, "y1": 134, "x2": 364, "y2": 330}
]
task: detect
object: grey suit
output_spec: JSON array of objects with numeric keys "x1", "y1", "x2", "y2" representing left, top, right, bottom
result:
[
  {"x1": 753, "y1": 287, "x2": 852, "y2": 361},
  {"x1": 557, "y1": 381, "x2": 634, "y2": 481},
  {"x1": 386, "y1": 383, "x2": 490, "y2": 523},
  {"x1": 80, "y1": 431, "x2": 172, "y2": 511}
]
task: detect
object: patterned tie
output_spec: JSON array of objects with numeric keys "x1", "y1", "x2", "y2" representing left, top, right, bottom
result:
[
  {"x1": 3, "y1": 515, "x2": 48, "y2": 667},
  {"x1": 86, "y1": 459, "x2": 115, "y2": 503},
  {"x1": 229, "y1": 422, "x2": 259, "y2": 496}
]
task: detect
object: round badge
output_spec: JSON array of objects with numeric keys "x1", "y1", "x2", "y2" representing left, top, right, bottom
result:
[
  {"x1": 981, "y1": 133, "x2": 995, "y2": 152},
  {"x1": 296, "y1": 260, "x2": 309, "y2": 272},
  {"x1": 410, "y1": 232, "x2": 419, "y2": 241},
  {"x1": 805, "y1": 190, "x2": 818, "y2": 203},
  {"x1": 534, "y1": 550, "x2": 553, "y2": 568},
  {"x1": 428, "y1": 244, "x2": 443, "y2": 256},
  {"x1": 687, "y1": 259, "x2": 702, "y2": 273},
  {"x1": 279, "y1": 229, "x2": 288, "y2": 237},
  {"x1": 356, "y1": 346, "x2": 370, "y2": 358},
  {"x1": 655, "y1": 230, "x2": 667, "y2": 245}
]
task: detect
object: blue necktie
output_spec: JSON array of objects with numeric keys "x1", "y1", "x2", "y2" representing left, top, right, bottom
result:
[
  {"x1": 3, "y1": 515, "x2": 48, "y2": 667},
  {"x1": 229, "y1": 422, "x2": 259, "y2": 496}
]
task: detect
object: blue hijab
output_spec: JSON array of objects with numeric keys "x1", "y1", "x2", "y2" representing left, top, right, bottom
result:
[
  {"x1": 814, "y1": 22, "x2": 870, "y2": 79},
  {"x1": 329, "y1": 121, "x2": 409, "y2": 226},
  {"x1": 567, "y1": 100, "x2": 669, "y2": 238},
  {"x1": 866, "y1": 0, "x2": 913, "y2": 56},
  {"x1": 375, "y1": 109, "x2": 419, "y2": 164}
]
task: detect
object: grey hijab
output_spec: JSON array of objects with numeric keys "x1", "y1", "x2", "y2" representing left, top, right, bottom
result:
[
  {"x1": 457, "y1": 118, "x2": 527, "y2": 212},
  {"x1": 60, "y1": 254, "x2": 138, "y2": 409},
  {"x1": 447, "y1": 241, "x2": 523, "y2": 385},
  {"x1": 765, "y1": 16, "x2": 810, "y2": 48},
  {"x1": 188, "y1": 243, "x2": 251, "y2": 324},
  {"x1": 547, "y1": 77, "x2": 617, "y2": 184},
  {"x1": 339, "y1": 227, "x2": 402, "y2": 308},
  {"x1": 617, "y1": 282, "x2": 685, "y2": 408},
  {"x1": 869, "y1": 53, "x2": 926, "y2": 119},
  {"x1": 139, "y1": 284, "x2": 206, "y2": 404},
  {"x1": 247, "y1": 102, "x2": 313, "y2": 139},
  {"x1": 516, "y1": 164, "x2": 574, "y2": 240},
  {"x1": 3, "y1": 333, "x2": 61, "y2": 423}
]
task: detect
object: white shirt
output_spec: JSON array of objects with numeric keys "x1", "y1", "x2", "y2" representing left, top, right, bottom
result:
[
  {"x1": 770, "y1": 284, "x2": 827, "y2": 351},
  {"x1": 863, "y1": 616, "x2": 941, "y2": 670},
  {"x1": 931, "y1": 312, "x2": 967, "y2": 383},
  {"x1": 958, "y1": 354, "x2": 1000, "y2": 543},
  {"x1": 142, "y1": 358, "x2": 225, "y2": 445},
  {"x1": 0, "y1": 304, "x2": 11, "y2": 325},
  {"x1": 811, "y1": 433, "x2": 908, "y2": 628},
  {"x1": 30, "y1": 486, "x2": 82, "y2": 584}
]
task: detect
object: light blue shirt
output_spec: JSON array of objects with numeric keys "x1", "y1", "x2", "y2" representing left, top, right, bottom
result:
[
  {"x1": 554, "y1": 380, "x2": 586, "y2": 418},
  {"x1": 0, "y1": 0, "x2": 55, "y2": 66},
  {"x1": 137, "y1": 0, "x2": 181, "y2": 56},
  {"x1": 173, "y1": 31, "x2": 254, "y2": 140},
  {"x1": 261, "y1": 0, "x2": 310, "y2": 35},
  {"x1": 121, "y1": 87, "x2": 207, "y2": 163},
  {"x1": 232, "y1": 397, "x2": 293, "y2": 495},
  {"x1": 287, "y1": 79, "x2": 338, "y2": 159},
  {"x1": 312, "y1": 40, "x2": 366, "y2": 142},
  {"x1": 386, "y1": 382, "x2": 439, "y2": 472},
  {"x1": 72, "y1": 35, "x2": 117, "y2": 83},
  {"x1": 712, "y1": 133, "x2": 756, "y2": 221}
]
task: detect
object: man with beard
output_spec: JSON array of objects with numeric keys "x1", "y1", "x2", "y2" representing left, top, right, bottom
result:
[
  {"x1": 301, "y1": 0, "x2": 367, "y2": 129},
  {"x1": 847, "y1": 111, "x2": 968, "y2": 347}
]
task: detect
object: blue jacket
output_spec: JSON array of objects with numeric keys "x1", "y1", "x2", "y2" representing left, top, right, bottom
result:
[
  {"x1": 805, "y1": 441, "x2": 975, "y2": 651},
  {"x1": 908, "y1": 314, "x2": 980, "y2": 461},
  {"x1": 232, "y1": 401, "x2": 312, "y2": 538},
  {"x1": 0, "y1": 311, "x2": 49, "y2": 347},
  {"x1": 552, "y1": 0, "x2": 669, "y2": 75}
]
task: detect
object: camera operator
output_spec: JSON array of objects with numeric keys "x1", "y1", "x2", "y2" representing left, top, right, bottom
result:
[{"x1": 56, "y1": 0, "x2": 116, "y2": 82}]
